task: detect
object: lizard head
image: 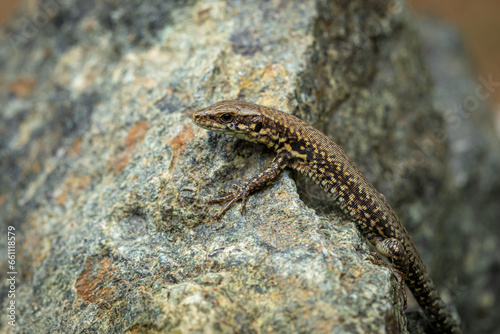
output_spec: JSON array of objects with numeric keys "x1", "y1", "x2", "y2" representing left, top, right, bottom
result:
[{"x1": 192, "y1": 100, "x2": 264, "y2": 142}]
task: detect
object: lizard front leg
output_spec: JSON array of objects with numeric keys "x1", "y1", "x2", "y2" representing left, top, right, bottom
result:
[{"x1": 209, "y1": 150, "x2": 292, "y2": 219}]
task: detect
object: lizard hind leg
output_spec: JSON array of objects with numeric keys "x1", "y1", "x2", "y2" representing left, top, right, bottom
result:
[
  {"x1": 368, "y1": 237, "x2": 409, "y2": 309},
  {"x1": 367, "y1": 252, "x2": 408, "y2": 310}
]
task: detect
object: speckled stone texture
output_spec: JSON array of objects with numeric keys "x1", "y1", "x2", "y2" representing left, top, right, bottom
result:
[{"x1": 0, "y1": 0, "x2": 498, "y2": 333}]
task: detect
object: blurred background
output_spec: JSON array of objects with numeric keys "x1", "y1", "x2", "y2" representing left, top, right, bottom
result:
[
  {"x1": 410, "y1": 0, "x2": 500, "y2": 135},
  {"x1": 2, "y1": 0, "x2": 500, "y2": 134},
  {"x1": 1, "y1": 1, "x2": 499, "y2": 333}
]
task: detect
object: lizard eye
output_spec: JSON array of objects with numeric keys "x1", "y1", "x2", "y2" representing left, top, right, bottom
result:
[
  {"x1": 220, "y1": 113, "x2": 234, "y2": 123},
  {"x1": 254, "y1": 121, "x2": 262, "y2": 132}
]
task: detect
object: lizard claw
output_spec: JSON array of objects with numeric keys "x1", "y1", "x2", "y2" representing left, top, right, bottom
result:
[
  {"x1": 208, "y1": 185, "x2": 241, "y2": 204},
  {"x1": 208, "y1": 185, "x2": 248, "y2": 219},
  {"x1": 239, "y1": 191, "x2": 249, "y2": 215}
]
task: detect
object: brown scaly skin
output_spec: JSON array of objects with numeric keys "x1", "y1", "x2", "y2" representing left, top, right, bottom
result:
[{"x1": 192, "y1": 100, "x2": 461, "y2": 333}]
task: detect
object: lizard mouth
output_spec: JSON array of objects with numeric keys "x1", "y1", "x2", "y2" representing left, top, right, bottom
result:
[
  {"x1": 193, "y1": 112, "x2": 244, "y2": 134},
  {"x1": 195, "y1": 123, "x2": 234, "y2": 135}
]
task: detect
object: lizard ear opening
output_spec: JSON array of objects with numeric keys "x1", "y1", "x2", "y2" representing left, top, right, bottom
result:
[{"x1": 254, "y1": 121, "x2": 262, "y2": 132}]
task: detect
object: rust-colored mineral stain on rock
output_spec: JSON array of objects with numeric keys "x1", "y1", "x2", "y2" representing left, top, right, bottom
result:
[
  {"x1": 170, "y1": 125, "x2": 194, "y2": 152},
  {"x1": 69, "y1": 137, "x2": 82, "y2": 157},
  {"x1": 75, "y1": 256, "x2": 120, "y2": 304},
  {"x1": 56, "y1": 188, "x2": 70, "y2": 205},
  {"x1": 8, "y1": 77, "x2": 37, "y2": 98},
  {"x1": 56, "y1": 175, "x2": 92, "y2": 205},
  {"x1": 114, "y1": 154, "x2": 132, "y2": 174},
  {"x1": 169, "y1": 125, "x2": 194, "y2": 166},
  {"x1": 125, "y1": 121, "x2": 149, "y2": 147},
  {"x1": 113, "y1": 121, "x2": 150, "y2": 173}
]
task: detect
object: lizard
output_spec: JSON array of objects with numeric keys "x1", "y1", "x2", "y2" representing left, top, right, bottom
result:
[{"x1": 192, "y1": 100, "x2": 461, "y2": 334}]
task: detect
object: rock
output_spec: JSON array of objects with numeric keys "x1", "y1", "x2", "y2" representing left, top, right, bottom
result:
[{"x1": 0, "y1": 0, "x2": 498, "y2": 333}]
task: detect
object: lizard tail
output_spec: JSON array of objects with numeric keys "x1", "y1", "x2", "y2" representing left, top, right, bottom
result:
[{"x1": 407, "y1": 270, "x2": 461, "y2": 333}]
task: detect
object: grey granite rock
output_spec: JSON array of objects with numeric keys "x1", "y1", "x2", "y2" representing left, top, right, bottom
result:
[{"x1": 0, "y1": 0, "x2": 498, "y2": 333}]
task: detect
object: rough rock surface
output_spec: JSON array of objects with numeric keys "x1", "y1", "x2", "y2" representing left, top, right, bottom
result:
[{"x1": 0, "y1": 0, "x2": 498, "y2": 333}]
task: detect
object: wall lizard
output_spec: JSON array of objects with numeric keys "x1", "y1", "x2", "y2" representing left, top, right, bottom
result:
[{"x1": 192, "y1": 100, "x2": 461, "y2": 333}]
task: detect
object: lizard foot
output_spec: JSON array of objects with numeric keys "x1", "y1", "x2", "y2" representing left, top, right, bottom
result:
[{"x1": 208, "y1": 185, "x2": 249, "y2": 219}]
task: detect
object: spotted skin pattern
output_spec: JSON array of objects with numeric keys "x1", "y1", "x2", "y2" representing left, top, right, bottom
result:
[{"x1": 193, "y1": 100, "x2": 461, "y2": 333}]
